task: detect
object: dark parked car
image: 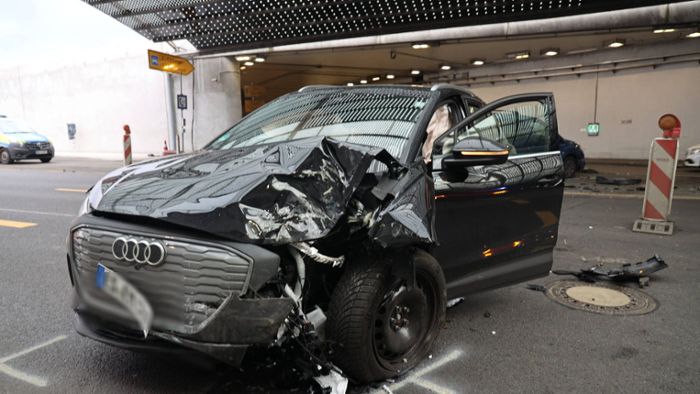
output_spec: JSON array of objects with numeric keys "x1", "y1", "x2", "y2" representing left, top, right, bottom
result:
[
  {"x1": 0, "y1": 115, "x2": 55, "y2": 164},
  {"x1": 67, "y1": 85, "x2": 564, "y2": 384},
  {"x1": 559, "y1": 137, "x2": 585, "y2": 177}
]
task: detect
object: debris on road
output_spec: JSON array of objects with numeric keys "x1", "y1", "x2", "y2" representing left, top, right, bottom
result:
[
  {"x1": 446, "y1": 297, "x2": 464, "y2": 308},
  {"x1": 595, "y1": 175, "x2": 642, "y2": 186},
  {"x1": 552, "y1": 255, "x2": 667, "y2": 287},
  {"x1": 525, "y1": 284, "x2": 547, "y2": 293}
]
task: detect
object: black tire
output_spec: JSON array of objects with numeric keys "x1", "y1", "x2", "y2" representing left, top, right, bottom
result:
[
  {"x1": 40, "y1": 157, "x2": 52, "y2": 163},
  {"x1": 327, "y1": 249, "x2": 446, "y2": 383},
  {"x1": 563, "y1": 156, "x2": 577, "y2": 178},
  {"x1": 0, "y1": 150, "x2": 13, "y2": 164}
]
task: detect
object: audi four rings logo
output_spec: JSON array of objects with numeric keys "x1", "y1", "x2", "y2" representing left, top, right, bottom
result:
[{"x1": 111, "y1": 237, "x2": 166, "y2": 266}]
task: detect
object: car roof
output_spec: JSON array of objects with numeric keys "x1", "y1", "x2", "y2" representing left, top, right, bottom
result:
[{"x1": 298, "y1": 83, "x2": 480, "y2": 100}]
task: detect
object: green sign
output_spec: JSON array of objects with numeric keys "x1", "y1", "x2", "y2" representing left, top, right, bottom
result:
[{"x1": 587, "y1": 122, "x2": 600, "y2": 136}]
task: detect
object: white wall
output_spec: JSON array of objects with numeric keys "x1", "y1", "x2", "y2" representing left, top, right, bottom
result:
[
  {"x1": 0, "y1": 54, "x2": 244, "y2": 158},
  {"x1": 470, "y1": 63, "x2": 700, "y2": 160},
  {"x1": 0, "y1": 55, "x2": 168, "y2": 157}
]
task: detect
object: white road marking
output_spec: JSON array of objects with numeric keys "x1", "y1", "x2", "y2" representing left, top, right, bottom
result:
[
  {"x1": 0, "y1": 335, "x2": 67, "y2": 387},
  {"x1": 565, "y1": 191, "x2": 700, "y2": 201},
  {"x1": 376, "y1": 349, "x2": 464, "y2": 394},
  {"x1": 0, "y1": 208, "x2": 75, "y2": 218}
]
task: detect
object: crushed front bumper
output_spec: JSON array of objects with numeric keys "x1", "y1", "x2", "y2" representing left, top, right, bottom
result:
[{"x1": 67, "y1": 214, "x2": 294, "y2": 366}]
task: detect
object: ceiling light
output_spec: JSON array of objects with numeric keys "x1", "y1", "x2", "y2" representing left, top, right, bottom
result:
[
  {"x1": 244, "y1": 61, "x2": 255, "y2": 66},
  {"x1": 360, "y1": 79, "x2": 368, "y2": 84},
  {"x1": 346, "y1": 82, "x2": 354, "y2": 86},
  {"x1": 471, "y1": 59, "x2": 485, "y2": 66},
  {"x1": 235, "y1": 55, "x2": 251, "y2": 61},
  {"x1": 240, "y1": 66, "x2": 246, "y2": 70},
  {"x1": 411, "y1": 43, "x2": 430, "y2": 49},
  {"x1": 606, "y1": 39, "x2": 625, "y2": 48},
  {"x1": 411, "y1": 70, "x2": 421, "y2": 75},
  {"x1": 541, "y1": 48, "x2": 559, "y2": 56},
  {"x1": 386, "y1": 74, "x2": 395, "y2": 80},
  {"x1": 371, "y1": 76, "x2": 381, "y2": 81},
  {"x1": 254, "y1": 56, "x2": 266, "y2": 63},
  {"x1": 687, "y1": 31, "x2": 700, "y2": 38},
  {"x1": 506, "y1": 51, "x2": 530, "y2": 60},
  {"x1": 440, "y1": 65, "x2": 451, "y2": 71},
  {"x1": 654, "y1": 28, "x2": 676, "y2": 33}
]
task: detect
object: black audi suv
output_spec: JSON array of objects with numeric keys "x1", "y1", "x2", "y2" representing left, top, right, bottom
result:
[{"x1": 67, "y1": 84, "x2": 564, "y2": 384}]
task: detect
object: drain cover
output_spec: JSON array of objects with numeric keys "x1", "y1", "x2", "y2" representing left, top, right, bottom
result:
[{"x1": 545, "y1": 280, "x2": 657, "y2": 315}]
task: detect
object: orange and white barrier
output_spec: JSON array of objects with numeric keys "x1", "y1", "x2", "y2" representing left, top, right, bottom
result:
[
  {"x1": 633, "y1": 114, "x2": 681, "y2": 235},
  {"x1": 123, "y1": 125, "x2": 133, "y2": 165},
  {"x1": 641, "y1": 138, "x2": 678, "y2": 221}
]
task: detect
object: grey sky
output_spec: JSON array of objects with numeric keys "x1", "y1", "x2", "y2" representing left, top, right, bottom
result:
[{"x1": 0, "y1": 0, "x2": 154, "y2": 69}]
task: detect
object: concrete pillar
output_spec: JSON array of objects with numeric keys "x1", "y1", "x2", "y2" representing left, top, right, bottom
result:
[{"x1": 187, "y1": 57, "x2": 242, "y2": 151}]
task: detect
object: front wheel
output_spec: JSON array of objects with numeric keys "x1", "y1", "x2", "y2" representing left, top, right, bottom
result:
[
  {"x1": 40, "y1": 157, "x2": 52, "y2": 163},
  {"x1": 563, "y1": 156, "x2": 577, "y2": 178},
  {"x1": 0, "y1": 150, "x2": 13, "y2": 164},
  {"x1": 327, "y1": 250, "x2": 446, "y2": 383}
]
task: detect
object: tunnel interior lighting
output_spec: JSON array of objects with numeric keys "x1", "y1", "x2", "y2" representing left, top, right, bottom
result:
[
  {"x1": 235, "y1": 55, "x2": 251, "y2": 61},
  {"x1": 254, "y1": 56, "x2": 266, "y2": 63},
  {"x1": 541, "y1": 48, "x2": 559, "y2": 56},
  {"x1": 606, "y1": 39, "x2": 625, "y2": 48},
  {"x1": 371, "y1": 76, "x2": 381, "y2": 81},
  {"x1": 244, "y1": 61, "x2": 255, "y2": 66},
  {"x1": 346, "y1": 82, "x2": 354, "y2": 86},
  {"x1": 440, "y1": 65, "x2": 451, "y2": 70},
  {"x1": 506, "y1": 51, "x2": 530, "y2": 60},
  {"x1": 653, "y1": 28, "x2": 676, "y2": 33},
  {"x1": 360, "y1": 79, "x2": 368, "y2": 84},
  {"x1": 687, "y1": 31, "x2": 700, "y2": 38},
  {"x1": 412, "y1": 43, "x2": 430, "y2": 49},
  {"x1": 386, "y1": 74, "x2": 395, "y2": 79},
  {"x1": 471, "y1": 59, "x2": 485, "y2": 66},
  {"x1": 411, "y1": 69, "x2": 421, "y2": 75},
  {"x1": 240, "y1": 66, "x2": 246, "y2": 70}
]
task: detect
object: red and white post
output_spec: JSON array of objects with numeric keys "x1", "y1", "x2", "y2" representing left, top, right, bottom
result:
[
  {"x1": 633, "y1": 114, "x2": 681, "y2": 235},
  {"x1": 123, "y1": 124, "x2": 133, "y2": 166}
]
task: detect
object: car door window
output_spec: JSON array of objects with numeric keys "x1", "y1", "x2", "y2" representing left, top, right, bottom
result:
[{"x1": 448, "y1": 99, "x2": 552, "y2": 156}]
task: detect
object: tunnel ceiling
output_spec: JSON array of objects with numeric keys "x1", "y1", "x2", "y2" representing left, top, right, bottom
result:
[{"x1": 84, "y1": 0, "x2": 686, "y2": 53}]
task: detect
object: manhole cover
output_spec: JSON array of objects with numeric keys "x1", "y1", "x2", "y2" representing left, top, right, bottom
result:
[{"x1": 545, "y1": 280, "x2": 657, "y2": 315}]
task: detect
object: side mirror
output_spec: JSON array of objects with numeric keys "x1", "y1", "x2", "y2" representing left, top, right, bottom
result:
[{"x1": 442, "y1": 137, "x2": 509, "y2": 170}]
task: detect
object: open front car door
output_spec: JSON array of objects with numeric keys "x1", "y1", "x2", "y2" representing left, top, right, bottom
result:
[{"x1": 430, "y1": 93, "x2": 564, "y2": 298}]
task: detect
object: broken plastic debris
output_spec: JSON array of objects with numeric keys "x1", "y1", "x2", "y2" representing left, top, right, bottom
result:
[
  {"x1": 552, "y1": 255, "x2": 667, "y2": 287},
  {"x1": 446, "y1": 297, "x2": 464, "y2": 308},
  {"x1": 312, "y1": 368, "x2": 348, "y2": 394}
]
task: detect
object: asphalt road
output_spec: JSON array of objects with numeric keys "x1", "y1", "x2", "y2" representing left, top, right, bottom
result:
[{"x1": 1, "y1": 158, "x2": 698, "y2": 393}]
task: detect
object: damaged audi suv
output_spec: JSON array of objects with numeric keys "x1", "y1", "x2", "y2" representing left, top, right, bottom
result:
[{"x1": 67, "y1": 85, "x2": 564, "y2": 385}]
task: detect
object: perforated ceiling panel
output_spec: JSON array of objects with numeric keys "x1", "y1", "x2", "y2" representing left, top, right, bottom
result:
[{"x1": 84, "y1": 0, "x2": 681, "y2": 53}]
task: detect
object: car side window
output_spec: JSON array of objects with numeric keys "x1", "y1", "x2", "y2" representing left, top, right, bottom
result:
[{"x1": 451, "y1": 99, "x2": 552, "y2": 156}]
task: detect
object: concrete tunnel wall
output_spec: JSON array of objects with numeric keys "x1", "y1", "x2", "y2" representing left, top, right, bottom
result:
[
  {"x1": 470, "y1": 62, "x2": 700, "y2": 160},
  {"x1": 0, "y1": 55, "x2": 242, "y2": 159}
]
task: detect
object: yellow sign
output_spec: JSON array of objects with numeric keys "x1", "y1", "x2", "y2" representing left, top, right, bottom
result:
[{"x1": 147, "y1": 49, "x2": 194, "y2": 75}]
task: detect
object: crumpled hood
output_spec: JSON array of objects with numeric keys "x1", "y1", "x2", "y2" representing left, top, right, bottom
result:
[{"x1": 87, "y1": 137, "x2": 403, "y2": 245}]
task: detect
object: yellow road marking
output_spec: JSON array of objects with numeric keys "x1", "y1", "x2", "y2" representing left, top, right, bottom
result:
[
  {"x1": 0, "y1": 219, "x2": 37, "y2": 229},
  {"x1": 55, "y1": 188, "x2": 87, "y2": 193}
]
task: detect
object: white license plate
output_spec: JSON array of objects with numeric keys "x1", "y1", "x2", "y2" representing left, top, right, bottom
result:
[
  {"x1": 96, "y1": 263, "x2": 153, "y2": 337},
  {"x1": 35, "y1": 150, "x2": 48, "y2": 155}
]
